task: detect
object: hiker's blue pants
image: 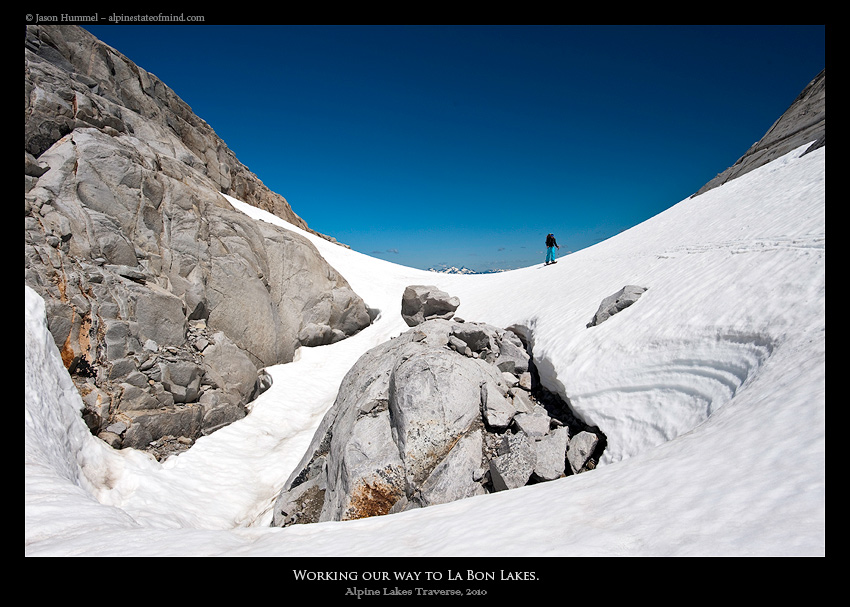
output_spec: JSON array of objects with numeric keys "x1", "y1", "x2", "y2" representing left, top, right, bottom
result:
[{"x1": 546, "y1": 246, "x2": 557, "y2": 264}]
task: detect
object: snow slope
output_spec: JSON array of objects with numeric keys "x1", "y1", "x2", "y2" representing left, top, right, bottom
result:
[{"x1": 24, "y1": 144, "x2": 824, "y2": 557}]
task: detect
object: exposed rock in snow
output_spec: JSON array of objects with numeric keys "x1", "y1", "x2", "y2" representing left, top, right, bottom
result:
[
  {"x1": 586, "y1": 285, "x2": 648, "y2": 327},
  {"x1": 271, "y1": 318, "x2": 603, "y2": 526},
  {"x1": 400, "y1": 285, "x2": 461, "y2": 326}
]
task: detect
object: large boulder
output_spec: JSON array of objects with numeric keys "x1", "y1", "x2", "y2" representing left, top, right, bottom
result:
[
  {"x1": 271, "y1": 318, "x2": 604, "y2": 527},
  {"x1": 401, "y1": 285, "x2": 460, "y2": 326},
  {"x1": 25, "y1": 25, "x2": 372, "y2": 455}
]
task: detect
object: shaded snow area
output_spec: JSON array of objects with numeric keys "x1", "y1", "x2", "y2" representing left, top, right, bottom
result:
[{"x1": 25, "y1": 145, "x2": 824, "y2": 561}]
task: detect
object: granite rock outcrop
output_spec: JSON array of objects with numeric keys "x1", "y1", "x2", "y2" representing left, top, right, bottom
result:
[
  {"x1": 693, "y1": 69, "x2": 825, "y2": 197},
  {"x1": 271, "y1": 311, "x2": 604, "y2": 527},
  {"x1": 25, "y1": 25, "x2": 371, "y2": 454}
]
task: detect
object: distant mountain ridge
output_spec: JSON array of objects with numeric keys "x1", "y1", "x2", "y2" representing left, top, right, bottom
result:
[{"x1": 427, "y1": 265, "x2": 507, "y2": 275}]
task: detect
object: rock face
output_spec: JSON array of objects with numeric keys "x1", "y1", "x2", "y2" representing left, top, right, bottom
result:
[
  {"x1": 25, "y1": 25, "x2": 372, "y2": 454},
  {"x1": 587, "y1": 285, "x2": 648, "y2": 328},
  {"x1": 694, "y1": 69, "x2": 825, "y2": 197},
  {"x1": 271, "y1": 314, "x2": 604, "y2": 527}
]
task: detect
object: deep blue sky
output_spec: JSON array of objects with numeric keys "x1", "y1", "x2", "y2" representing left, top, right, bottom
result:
[{"x1": 83, "y1": 24, "x2": 824, "y2": 271}]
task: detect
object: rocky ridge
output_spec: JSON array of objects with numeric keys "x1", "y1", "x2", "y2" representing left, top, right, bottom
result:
[{"x1": 694, "y1": 69, "x2": 825, "y2": 196}]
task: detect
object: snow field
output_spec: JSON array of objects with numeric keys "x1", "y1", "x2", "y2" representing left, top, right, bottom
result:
[{"x1": 25, "y1": 145, "x2": 824, "y2": 556}]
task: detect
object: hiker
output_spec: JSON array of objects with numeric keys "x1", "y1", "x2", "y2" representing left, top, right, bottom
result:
[{"x1": 545, "y1": 233, "x2": 560, "y2": 265}]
